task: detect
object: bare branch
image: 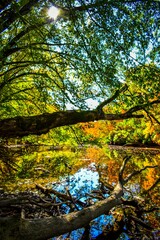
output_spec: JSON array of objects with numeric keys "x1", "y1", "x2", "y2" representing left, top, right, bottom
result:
[
  {"x1": 0, "y1": 0, "x2": 40, "y2": 33},
  {"x1": 142, "y1": 206, "x2": 160, "y2": 214}
]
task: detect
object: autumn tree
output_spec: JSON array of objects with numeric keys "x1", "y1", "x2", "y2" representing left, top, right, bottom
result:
[
  {"x1": 0, "y1": 0, "x2": 160, "y2": 239},
  {"x1": 79, "y1": 64, "x2": 160, "y2": 145},
  {"x1": 0, "y1": 0, "x2": 159, "y2": 138}
]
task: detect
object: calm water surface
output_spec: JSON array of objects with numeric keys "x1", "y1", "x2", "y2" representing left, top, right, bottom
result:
[{"x1": 0, "y1": 145, "x2": 159, "y2": 239}]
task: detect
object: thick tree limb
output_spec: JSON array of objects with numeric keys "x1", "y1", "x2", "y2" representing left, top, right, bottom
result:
[
  {"x1": 0, "y1": 109, "x2": 143, "y2": 138},
  {"x1": 0, "y1": 84, "x2": 148, "y2": 138},
  {"x1": 1, "y1": 86, "x2": 159, "y2": 138},
  {"x1": 19, "y1": 186, "x2": 123, "y2": 240}
]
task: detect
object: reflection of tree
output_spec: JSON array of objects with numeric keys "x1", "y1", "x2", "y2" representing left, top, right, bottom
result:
[
  {"x1": 0, "y1": 146, "x2": 19, "y2": 178},
  {"x1": 0, "y1": 156, "x2": 159, "y2": 240},
  {"x1": 0, "y1": 146, "x2": 85, "y2": 189}
]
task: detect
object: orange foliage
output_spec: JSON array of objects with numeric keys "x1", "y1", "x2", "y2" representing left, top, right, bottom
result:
[
  {"x1": 107, "y1": 122, "x2": 115, "y2": 131},
  {"x1": 85, "y1": 147, "x2": 106, "y2": 162},
  {"x1": 121, "y1": 109, "x2": 126, "y2": 114},
  {"x1": 106, "y1": 159, "x2": 120, "y2": 183},
  {"x1": 85, "y1": 147, "x2": 120, "y2": 183},
  {"x1": 80, "y1": 121, "x2": 115, "y2": 140},
  {"x1": 142, "y1": 168, "x2": 157, "y2": 190}
]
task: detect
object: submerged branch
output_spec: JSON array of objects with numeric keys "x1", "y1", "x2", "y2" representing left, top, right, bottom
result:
[
  {"x1": 129, "y1": 215, "x2": 154, "y2": 230},
  {"x1": 119, "y1": 156, "x2": 131, "y2": 183},
  {"x1": 0, "y1": 155, "x2": 159, "y2": 240}
]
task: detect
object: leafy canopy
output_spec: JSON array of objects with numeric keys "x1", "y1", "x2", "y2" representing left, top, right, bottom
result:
[{"x1": 0, "y1": 0, "x2": 159, "y2": 120}]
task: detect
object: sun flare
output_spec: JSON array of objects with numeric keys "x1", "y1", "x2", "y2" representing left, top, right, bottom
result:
[{"x1": 48, "y1": 6, "x2": 60, "y2": 19}]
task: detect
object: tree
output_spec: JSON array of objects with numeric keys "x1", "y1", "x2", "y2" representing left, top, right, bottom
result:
[
  {"x1": 0, "y1": 0, "x2": 159, "y2": 138},
  {"x1": 0, "y1": 0, "x2": 159, "y2": 239},
  {"x1": 79, "y1": 64, "x2": 160, "y2": 145}
]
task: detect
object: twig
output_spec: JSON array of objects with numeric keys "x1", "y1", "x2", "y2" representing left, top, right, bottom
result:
[
  {"x1": 86, "y1": 193, "x2": 104, "y2": 200},
  {"x1": 142, "y1": 207, "x2": 160, "y2": 214},
  {"x1": 144, "y1": 109, "x2": 160, "y2": 125},
  {"x1": 65, "y1": 187, "x2": 80, "y2": 210},
  {"x1": 125, "y1": 100, "x2": 160, "y2": 115},
  {"x1": 129, "y1": 215, "x2": 154, "y2": 230}
]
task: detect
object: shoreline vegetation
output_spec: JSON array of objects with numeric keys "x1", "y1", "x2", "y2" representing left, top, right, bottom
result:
[{"x1": 1, "y1": 143, "x2": 160, "y2": 152}]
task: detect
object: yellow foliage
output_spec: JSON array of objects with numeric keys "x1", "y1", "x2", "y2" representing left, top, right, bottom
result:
[
  {"x1": 80, "y1": 121, "x2": 115, "y2": 140},
  {"x1": 85, "y1": 147, "x2": 106, "y2": 162}
]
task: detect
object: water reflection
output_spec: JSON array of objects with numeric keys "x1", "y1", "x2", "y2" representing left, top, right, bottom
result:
[
  {"x1": 52, "y1": 165, "x2": 114, "y2": 239},
  {"x1": 0, "y1": 145, "x2": 159, "y2": 192},
  {"x1": 0, "y1": 145, "x2": 159, "y2": 239}
]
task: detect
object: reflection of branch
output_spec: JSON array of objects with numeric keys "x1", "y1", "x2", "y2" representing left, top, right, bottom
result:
[
  {"x1": 117, "y1": 157, "x2": 158, "y2": 195},
  {"x1": 36, "y1": 184, "x2": 71, "y2": 201},
  {"x1": 129, "y1": 215, "x2": 154, "y2": 230},
  {"x1": 142, "y1": 206, "x2": 159, "y2": 214},
  {"x1": 36, "y1": 184, "x2": 85, "y2": 207},
  {"x1": 81, "y1": 225, "x2": 90, "y2": 240},
  {"x1": 65, "y1": 187, "x2": 80, "y2": 210},
  {"x1": 119, "y1": 156, "x2": 131, "y2": 183},
  {"x1": 124, "y1": 165, "x2": 158, "y2": 184}
]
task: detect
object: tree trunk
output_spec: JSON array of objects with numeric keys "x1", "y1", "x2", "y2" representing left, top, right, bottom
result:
[
  {"x1": 0, "y1": 183, "x2": 123, "y2": 240},
  {"x1": 0, "y1": 110, "x2": 143, "y2": 138}
]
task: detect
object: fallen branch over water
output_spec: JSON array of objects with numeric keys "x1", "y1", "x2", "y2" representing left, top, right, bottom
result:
[{"x1": 0, "y1": 157, "x2": 159, "y2": 240}]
